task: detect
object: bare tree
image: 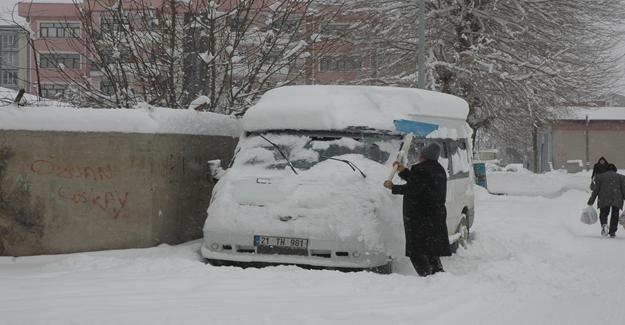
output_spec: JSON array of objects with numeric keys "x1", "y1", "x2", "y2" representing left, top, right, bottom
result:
[
  {"x1": 24, "y1": 0, "x2": 343, "y2": 111},
  {"x1": 347, "y1": 0, "x2": 625, "y2": 153}
]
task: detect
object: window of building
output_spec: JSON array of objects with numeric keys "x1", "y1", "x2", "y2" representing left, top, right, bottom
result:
[
  {"x1": 101, "y1": 47, "x2": 132, "y2": 65},
  {"x1": 0, "y1": 51, "x2": 19, "y2": 68},
  {"x1": 319, "y1": 55, "x2": 362, "y2": 72},
  {"x1": 100, "y1": 79, "x2": 115, "y2": 95},
  {"x1": 40, "y1": 84, "x2": 68, "y2": 98},
  {"x1": 228, "y1": 17, "x2": 245, "y2": 32},
  {"x1": 40, "y1": 22, "x2": 80, "y2": 38},
  {"x1": 0, "y1": 33, "x2": 18, "y2": 49},
  {"x1": 319, "y1": 23, "x2": 350, "y2": 36},
  {"x1": 270, "y1": 19, "x2": 299, "y2": 33},
  {"x1": 40, "y1": 53, "x2": 81, "y2": 69},
  {"x1": 0, "y1": 70, "x2": 18, "y2": 85},
  {"x1": 100, "y1": 16, "x2": 126, "y2": 34}
]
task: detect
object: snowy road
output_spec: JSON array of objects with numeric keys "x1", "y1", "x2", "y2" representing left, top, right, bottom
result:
[{"x1": 2, "y1": 172, "x2": 624, "y2": 325}]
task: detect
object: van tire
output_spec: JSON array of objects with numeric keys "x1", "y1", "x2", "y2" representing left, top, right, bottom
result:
[{"x1": 450, "y1": 214, "x2": 470, "y2": 254}]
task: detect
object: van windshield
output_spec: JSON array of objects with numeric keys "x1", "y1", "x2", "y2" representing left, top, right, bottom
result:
[{"x1": 233, "y1": 133, "x2": 395, "y2": 171}]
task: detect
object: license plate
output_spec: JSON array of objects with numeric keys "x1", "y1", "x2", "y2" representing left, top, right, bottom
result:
[{"x1": 254, "y1": 235, "x2": 309, "y2": 256}]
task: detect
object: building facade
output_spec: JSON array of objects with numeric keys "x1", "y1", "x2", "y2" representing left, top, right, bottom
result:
[
  {"x1": 16, "y1": 0, "x2": 393, "y2": 105},
  {"x1": 538, "y1": 107, "x2": 625, "y2": 172},
  {"x1": 18, "y1": 1, "x2": 85, "y2": 99},
  {"x1": 0, "y1": 25, "x2": 28, "y2": 91}
]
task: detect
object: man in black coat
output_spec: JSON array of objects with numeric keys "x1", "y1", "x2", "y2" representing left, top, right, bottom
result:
[
  {"x1": 384, "y1": 142, "x2": 451, "y2": 276},
  {"x1": 588, "y1": 163, "x2": 625, "y2": 238}
]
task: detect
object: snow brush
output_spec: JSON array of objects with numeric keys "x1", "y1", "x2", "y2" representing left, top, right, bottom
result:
[{"x1": 387, "y1": 119, "x2": 439, "y2": 181}]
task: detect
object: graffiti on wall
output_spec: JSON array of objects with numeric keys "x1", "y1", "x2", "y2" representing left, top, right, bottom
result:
[
  {"x1": 30, "y1": 160, "x2": 113, "y2": 181},
  {"x1": 28, "y1": 158, "x2": 130, "y2": 219},
  {"x1": 57, "y1": 187, "x2": 129, "y2": 219}
]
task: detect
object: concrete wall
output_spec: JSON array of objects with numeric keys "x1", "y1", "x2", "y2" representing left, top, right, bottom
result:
[
  {"x1": 552, "y1": 125, "x2": 625, "y2": 170},
  {"x1": 0, "y1": 130, "x2": 237, "y2": 256}
]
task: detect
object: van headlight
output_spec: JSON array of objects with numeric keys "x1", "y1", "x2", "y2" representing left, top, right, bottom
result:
[{"x1": 210, "y1": 242, "x2": 220, "y2": 250}]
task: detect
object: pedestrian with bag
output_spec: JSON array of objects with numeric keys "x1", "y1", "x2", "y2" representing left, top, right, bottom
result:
[{"x1": 587, "y1": 164, "x2": 625, "y2": 238}]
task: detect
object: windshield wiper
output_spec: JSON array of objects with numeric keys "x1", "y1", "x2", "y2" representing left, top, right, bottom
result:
[
  {"x1": 321, "y1": 156, "x2": 367, "y2": 178},
  {"x1": 258, "y1": 135, "x2": 298, "y2": 175}
]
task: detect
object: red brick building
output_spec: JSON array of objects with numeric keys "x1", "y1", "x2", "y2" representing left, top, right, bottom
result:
[{"x1": 17, "y1": 0, "x2": 381, "y2": 102}]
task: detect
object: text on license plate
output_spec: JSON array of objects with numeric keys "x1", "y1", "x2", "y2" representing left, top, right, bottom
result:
[{"x1": 254, "y1": 235, "x2": 308, "y2": 248}]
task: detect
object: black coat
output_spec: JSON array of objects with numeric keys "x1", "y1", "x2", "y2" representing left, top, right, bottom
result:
[
  {"x1": 392, "y1": 160, "x2": 451, "y2": 257},
  {"x1": 588, "y1": 171, "x2": 625, "y2": 209},
  {"x1": 592, "y1": 157, "x2": 609, "y2": 179},
  {"x1": 591, "y1": 158, "x2": 610, "y2": 191}
]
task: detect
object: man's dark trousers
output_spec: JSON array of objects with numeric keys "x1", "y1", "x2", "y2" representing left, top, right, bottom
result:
[
  {"x1": 410, "y1": 255, "x2": 444, "y2": 276},
  {"x1": 599, "y1": 206, "x2": 620, "y2": 236}
]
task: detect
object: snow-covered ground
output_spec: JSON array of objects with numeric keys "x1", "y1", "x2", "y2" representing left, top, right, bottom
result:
[{"x1": 2, "y1": 171, "x2": 624, "y2": 325}]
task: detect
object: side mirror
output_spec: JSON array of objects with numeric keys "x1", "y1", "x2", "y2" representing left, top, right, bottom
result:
[{"x1": 207, "y1": 159, "x2": 226, "y2": 182}]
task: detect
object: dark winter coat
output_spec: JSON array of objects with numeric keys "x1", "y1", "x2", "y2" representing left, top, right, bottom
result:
[
  {"x1": 592, "y1": 157, "x2": 610, "y2": 179},
  {"x1": 591, "y1": 157, "x2": 610, "y2": 191},
  {"x1": 588, "y1": 171, "x2": 625, "y2": 209},
  {"x1": 392, "y1": 160, "x2": 451, "y2": 257}
]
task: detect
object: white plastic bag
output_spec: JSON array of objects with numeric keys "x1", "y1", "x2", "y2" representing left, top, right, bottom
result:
[
  {"x1": 620, "y1": 210, "x2": 625, "y2": 226},
  {"x1": 581, "y1": 206, "x2": 598, "y2": 225}
]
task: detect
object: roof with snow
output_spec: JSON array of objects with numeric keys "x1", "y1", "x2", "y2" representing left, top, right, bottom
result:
[
  {"x1": 243, "y1": 86, "x2": 469, "y2": 133},
  {"x1": 559, "y1": 107, "x2": 625, "y2": 121}
]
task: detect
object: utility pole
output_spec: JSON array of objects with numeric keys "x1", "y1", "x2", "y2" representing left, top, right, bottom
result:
[
  {"x1": 417, "y1": 0, "x2": 426, "y2": 89},
  {"x1": 585, "y1": 115, "x2": 590, "y2": 171}
]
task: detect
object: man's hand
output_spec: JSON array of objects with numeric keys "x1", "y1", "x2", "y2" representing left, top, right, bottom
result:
[
  {"x1": 393, "y1": 161, "x2": 407, "y2": 172},
  {"x1": 383, "y1": 180, "x2": 393, "y2": 189}
]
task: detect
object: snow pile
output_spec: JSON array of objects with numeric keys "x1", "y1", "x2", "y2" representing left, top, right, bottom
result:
[
  {"x1": 244, "y1": 86, "x2": 470, "y2": 134},
  {"x1": 0, "y1": 104, "x2": 242, "y2": 137},
  {"x1": 486, "y1": 169, "x2": 592, "y2": 197},
  {"x1": 187, "y1": 96, "x2": 210, "y2": 111}
]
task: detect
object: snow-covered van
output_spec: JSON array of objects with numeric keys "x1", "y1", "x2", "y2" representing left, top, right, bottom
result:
[{"x1": 201, "y1": 86, "x2": 474, "y2": 273}]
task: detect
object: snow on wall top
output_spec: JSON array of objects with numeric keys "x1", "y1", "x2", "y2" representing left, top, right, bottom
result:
[
  {"x1": 0, "y1": 104, "x2": 242, "y2": 137},
  {"x1": 560, "y1": 107, "x2": 625, "y2": 121},
  {"x1": 243, "y1": 86, "x2": 469, "y2": 133}
]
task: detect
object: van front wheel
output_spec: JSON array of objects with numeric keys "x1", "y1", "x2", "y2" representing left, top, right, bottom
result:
[
  {"x1": 458, "y1": 215, "x2": 470, "y2": 249},
  {"x1": 450, "y1": 214, "x2": 470, "y2": 253}
]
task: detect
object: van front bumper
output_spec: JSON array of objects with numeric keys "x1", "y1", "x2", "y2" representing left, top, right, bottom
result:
[{"x1": 201, "y1": 231, "x2": 390, "y2": 269}]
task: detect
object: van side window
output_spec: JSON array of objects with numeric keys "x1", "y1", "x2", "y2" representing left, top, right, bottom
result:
[
  {"x1": 437, "y1": 141, "x2": 450, "y2": 177},
  {"x1": 448, "y1": 140, "x2": 470, "y2": 179},
  {"x1": 406, "y1": 140, "x2": 423, "y2": 165}
]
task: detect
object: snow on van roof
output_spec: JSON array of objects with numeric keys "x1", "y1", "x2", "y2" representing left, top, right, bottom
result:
[{"x1": 243, "y1": 86, "x2": 469, "y2": 133}]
